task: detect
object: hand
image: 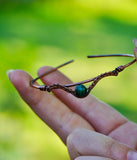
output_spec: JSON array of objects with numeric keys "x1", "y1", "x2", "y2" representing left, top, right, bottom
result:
[{"x1": 7, "y1": 66, "x2": 137, "y2": 160}]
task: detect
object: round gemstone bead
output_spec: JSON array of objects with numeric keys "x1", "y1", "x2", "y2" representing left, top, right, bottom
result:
[{"x1": 75, "y1": 84, "x2": 87, "y2": 98}]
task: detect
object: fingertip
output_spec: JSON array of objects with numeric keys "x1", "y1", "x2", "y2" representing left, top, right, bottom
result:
[
  {"x1": 37, "y1": 66, "x2": 59, "y2": 86},
  {"x1": 7, "y1": 69, "x2": 31, "y2": 89},
  {"x1": 7, "y1": 69, "x2": 44, "y2": 106},
  {"x1": 133, "y1": 38, "x2": 137, "y2": 48},
  {"x1": 37, "y1": 65, "x2": 72, "y2": 87},
  {"x1": 67, "y1": 128, "x2": 85, "y2": 143},
  {"x1": 67, "y1": 128, "x2": 90, "y2": 160},
  {"x1": 37, "y1": 66, "x2": 52, "y2": 76},
  {"x1": 67, "y1": 129, "x2": 82, "y2": 160},
  {"x1": 67, "y1": 128, "x2": 93, "y2": 149}
]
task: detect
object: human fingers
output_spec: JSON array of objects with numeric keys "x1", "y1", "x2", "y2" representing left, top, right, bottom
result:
[
  {"x1": 38, "y1": 66, "x2": 127, "y2": 135},
  {"x1": 75, "y1": 156, "x2": 113, "y2": 160},
  {"x1": 67, "y1": 128, "x2": 136, "y2": 160},
  {"x1": 7, "y1": 70, "x2": 93, "y2": 143}
]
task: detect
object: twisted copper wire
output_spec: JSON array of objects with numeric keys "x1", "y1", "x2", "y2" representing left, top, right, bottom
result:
[{"x1": 30, "y1": 54, "x2": 136, "y2": 98}]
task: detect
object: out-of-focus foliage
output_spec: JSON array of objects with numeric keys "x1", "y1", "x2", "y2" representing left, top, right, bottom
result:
[{"x1": 1, "y1": 0, "x2": 137, "y2": 159}]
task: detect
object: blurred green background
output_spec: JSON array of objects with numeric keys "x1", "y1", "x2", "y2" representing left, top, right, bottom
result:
[{"x1": 1, "y1": 0, "x2": 137, "y2": 159}]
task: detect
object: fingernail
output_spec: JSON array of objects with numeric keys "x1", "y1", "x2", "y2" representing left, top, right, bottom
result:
[
  {"x1": 127, "y1": 151, "x2": 137, "y2": 160},
  {"x1": 6, "y1": 70, "x2": 14, "y2": 80}
]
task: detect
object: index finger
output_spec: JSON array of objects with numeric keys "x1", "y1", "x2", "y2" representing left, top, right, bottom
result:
[{"x1": 8, "y1": 69, "x2": 93, "y2": 143}]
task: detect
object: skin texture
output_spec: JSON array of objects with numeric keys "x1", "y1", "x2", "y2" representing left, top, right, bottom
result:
[{"x1": 7, "y1": 45, "x2": 137, "y2": 160}]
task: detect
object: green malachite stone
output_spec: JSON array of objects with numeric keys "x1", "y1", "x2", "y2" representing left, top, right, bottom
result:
[{"x1": 75, "y1": 84, "x2": 87, "y2": 98}]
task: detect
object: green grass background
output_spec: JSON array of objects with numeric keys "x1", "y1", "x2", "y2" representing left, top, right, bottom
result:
[{"x1": 1, "y1": 0, "x2": 137, "y2": 159}]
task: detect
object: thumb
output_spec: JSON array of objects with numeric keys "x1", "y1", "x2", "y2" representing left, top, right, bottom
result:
[{"x1": 67, "y1": 128, "x2": 137, "y2": 160}]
